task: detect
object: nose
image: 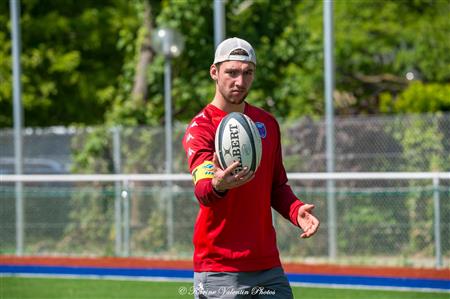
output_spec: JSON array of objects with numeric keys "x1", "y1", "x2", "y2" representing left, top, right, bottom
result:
[{"x1": 235, "y1": 74, "x2": 244, "y2": 87}]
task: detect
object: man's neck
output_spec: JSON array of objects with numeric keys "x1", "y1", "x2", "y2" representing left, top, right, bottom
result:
[{"x1": 211, "y1": 95, "x2": 245, "y2": 114}]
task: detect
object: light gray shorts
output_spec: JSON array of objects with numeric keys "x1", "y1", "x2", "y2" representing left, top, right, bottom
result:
[{"x1": 193, "y1": 267, "x2": 293, "y2": 299}]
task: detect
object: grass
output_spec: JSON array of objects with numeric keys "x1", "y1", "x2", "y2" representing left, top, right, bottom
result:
[{"x1": 1, "y1": 276, "x2": 448, "y2": 299}]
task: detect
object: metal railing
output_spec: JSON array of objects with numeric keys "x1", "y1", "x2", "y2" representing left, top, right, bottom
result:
[{"x1": 1, "y1": 172, "x2": 448, "y2": 269}]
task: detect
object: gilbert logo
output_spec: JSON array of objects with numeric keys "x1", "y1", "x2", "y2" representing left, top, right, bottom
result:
[{"x1": 229, "y1": 123, "x2": 243, "y2": 172}]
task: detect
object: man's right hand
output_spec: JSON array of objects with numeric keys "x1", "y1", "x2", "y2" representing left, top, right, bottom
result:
[{"x1": 211, "y1": 153, "x2": 255, "y2": 192}]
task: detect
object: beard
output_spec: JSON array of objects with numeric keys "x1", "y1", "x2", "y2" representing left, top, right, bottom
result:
[
  {"x1": 219, "y1": 88, "x2": 249, "y2": 105},
  {"x1": 229, "y1": 92, "x2": 248, "y2": 105}
]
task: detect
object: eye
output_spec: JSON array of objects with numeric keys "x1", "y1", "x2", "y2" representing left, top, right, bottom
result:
[{"x1": 226, "y1": 70, "x2": 239, "y2": 77}]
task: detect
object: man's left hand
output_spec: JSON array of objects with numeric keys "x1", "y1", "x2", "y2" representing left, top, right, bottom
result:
[{"x1": 297, "y1": 204, "x2": 320, "y2": 238}]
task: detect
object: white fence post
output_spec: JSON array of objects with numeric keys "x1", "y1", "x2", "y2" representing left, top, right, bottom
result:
[
  {"x1": 112, "y1": 127, "x2": 122, "y2": 256},
  {"x1": 433, "y1": 177, "x2": 442, "y2": 268},
  {"x1": 122, "y1": 180, "x2": 130, "y2": 257}
]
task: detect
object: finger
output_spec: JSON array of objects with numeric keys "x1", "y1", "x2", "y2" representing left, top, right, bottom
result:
[
  {"x1": 233, "y1": 172, "x2": 255, "y2": 187},
  {"x1": 302, "y1": 204, "x2": 315, "y2": 213},
  {"x1": 301, "y1": 224, "x2": 314, "y2": 238},
  {"x1": 239, "y1": 170, "x2": 254, "y2": 182},
  {"x1": 311, "y1": 218, "x2": 320, "y2": 233},
  {"x1": 299, "y1": 204, "x2": 315, "y2": 217},
  {"x1": 223, "y1": 161, "x2": 241, "y2": 176},
  {"x1": 301, "y1": 217, "x2": 320, "y2": 238},
  {"x1": 301, "y1": 232, "x2": 313, "y2": 238},
  {"x1": 300, "y1": 226, "x2": 311, "y2": 238},
  {"x1": 213, "y1": 152, "x2": 221, "y2": 169},
  {"x1": 233, "y1": 166, "x2": 250, "y2": 179}
]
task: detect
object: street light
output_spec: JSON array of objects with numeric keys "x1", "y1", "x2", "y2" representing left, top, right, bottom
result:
[
  {"x1": 152, "y1": 28, "x2": 184, "y2": 175},
  {"x1": 151, "y1": 28, "x2": 184, "y2": 249},
  {"x1": 10, "y1": 0, "x2": 24, "y2": 257}
]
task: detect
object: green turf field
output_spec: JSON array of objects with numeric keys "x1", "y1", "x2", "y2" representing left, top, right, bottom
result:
[{"x1": 0, "y1": 277, "x2": 447, "y2": 299}]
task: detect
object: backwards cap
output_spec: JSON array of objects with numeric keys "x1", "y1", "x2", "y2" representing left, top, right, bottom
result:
[{"x1": 213, "y1": 37, "x2": 256, "y2": 65}]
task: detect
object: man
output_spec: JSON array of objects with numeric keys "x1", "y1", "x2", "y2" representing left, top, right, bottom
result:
[{"x1": 183, "y1": 37, "x2": 319, "y2": 298}]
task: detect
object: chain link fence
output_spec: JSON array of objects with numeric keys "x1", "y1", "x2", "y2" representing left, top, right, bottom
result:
[{"x1": 1, "y1": 113, "x2": 449, "y2": 268}]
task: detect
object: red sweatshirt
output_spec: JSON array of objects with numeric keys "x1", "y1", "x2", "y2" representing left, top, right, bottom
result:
[{"x1": 183, "y1": 102, "x2": 304, "y2": 272}]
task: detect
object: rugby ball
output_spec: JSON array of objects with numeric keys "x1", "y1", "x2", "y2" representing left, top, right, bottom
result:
[{"x1": 215, "y1": 112, "x2": 262, "y2": 174}]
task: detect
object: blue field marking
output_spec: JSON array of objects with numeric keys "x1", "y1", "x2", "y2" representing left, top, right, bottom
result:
[
  {"x1": 0, "y1": 265, "x2": 192, "y2": 279},
  {"x1": 286, "y1": 273, "x2": 450, "y2": 291},
  {"x1": 1, "y1": 265, "x2": 449, "y2": 291}
]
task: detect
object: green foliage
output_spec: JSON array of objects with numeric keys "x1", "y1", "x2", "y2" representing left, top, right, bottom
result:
[
  {"x1": 71, "y1": 127, "x2": 113, "y2": 173},
  {"x1": 67, "y1": 125, "x2": 178, "y2": 254},
  {"x1": 132, "y1": 203, "x2": 166, "y2": 252},
  {"x1": 59, "y1": 185, "x2": 115, "y2": 255},
  {"x1": 334, "y1": 0, "x2": 450, "y2": 114},
  {"x1": 395, "y1": 115, "x2": 447, "y2": 171},
  {"x1": 380, "y1": 82, "x2": 450, "y2": 113},
  {"x1": 119, "y1": 0, "x2": 450, "y2": 122},
  {"x1": 388, "y1": 115, "x2": 448, "y2": 255},
  {"x1": 0, "y1": 0, "x2": 142, "y2": 127},
  {"x1": 145, "y1": 0, "x2": 216, "y2": 124},
  {"x1": 338, "y1": 191, "x2": 411, "y2": 256},
  {"x1": 226, "y1": 0, "x2": 324, "y2": 119},
  {"x1": 1, "y1": 0, "x2": 449, "y2": 127}
]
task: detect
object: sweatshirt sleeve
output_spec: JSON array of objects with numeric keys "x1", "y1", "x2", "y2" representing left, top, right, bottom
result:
[
  {"x1": 270, "y1": 121, "x2": 304, "y2": 226},
  {"x1": 183, "y1": 118, "x2": 226, "y2": 206}
]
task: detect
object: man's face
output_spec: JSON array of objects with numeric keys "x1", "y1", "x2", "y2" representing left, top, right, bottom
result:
[{"x1": 211, "y1": 60, "x2": 255, "y2": 105}]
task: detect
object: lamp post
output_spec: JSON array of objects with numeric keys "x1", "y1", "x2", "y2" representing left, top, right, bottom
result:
[
  {"x1": 323, "y1": 0, "x2": 336, "y2": 260},
  {"x1": 152, "y1": 28, "x2": 184, "y2": 249},
  {"x1": 10, "y1": 0, "x2": 24, "y2": 256},
  {"x1": 213, "y1": 0, "x2": 225, "y2": 47},
  {"x1": 152, "y1": 28, "x2": 184, "y2": 176}
]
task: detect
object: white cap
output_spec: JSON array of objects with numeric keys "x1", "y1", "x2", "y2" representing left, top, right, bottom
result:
[{"x1": 213, "y1": 37, "x2": 256, "y2": 65}]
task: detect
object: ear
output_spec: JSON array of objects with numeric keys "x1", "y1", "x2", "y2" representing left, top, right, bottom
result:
[{"x1": 210, "y1": 64, "x2": 218, "y2": 81}]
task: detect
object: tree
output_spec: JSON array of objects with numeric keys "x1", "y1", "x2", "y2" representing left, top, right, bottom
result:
[
  {"x1": 0, "y1": 0, "x2": 144, "y2": 127},
  {"x1": 1, "y1": 0, "x2": 449, "y2": 128},
  {"x1": 333, "y1": 0, "x2": 450, "y2": 115},
  {"x1": 380, "y1": 82, "x2": 450, "y2": 113}
]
